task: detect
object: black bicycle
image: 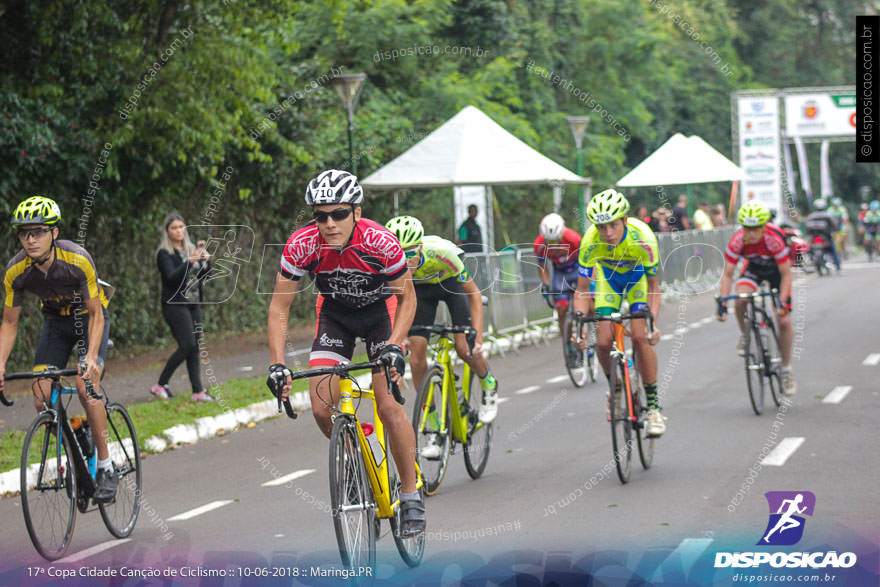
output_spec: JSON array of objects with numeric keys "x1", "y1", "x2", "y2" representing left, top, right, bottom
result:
[
  {"x1": 716, "y1": 289, "x2": 783, "y2": 415},
  {"x1": 3, "y1": 367, "x2": 141, "y2": 560}
]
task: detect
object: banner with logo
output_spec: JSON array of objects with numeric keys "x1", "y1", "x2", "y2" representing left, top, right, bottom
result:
[
  {"x1": 738, "y1": 96, "x2": 782, "y2": 215},
  {"x1": 784, "y1": 93, "x2": 857, "y2": 138}
]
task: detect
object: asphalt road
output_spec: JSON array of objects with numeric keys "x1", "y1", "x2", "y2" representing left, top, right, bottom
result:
[{"x1": 0, "y1": 260, "x2": 877, "y2": 585}]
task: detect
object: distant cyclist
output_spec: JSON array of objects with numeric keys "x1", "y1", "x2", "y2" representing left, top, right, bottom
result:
[
  {"x1": 716, "y1": 202, "x2": 796, "y2": 396},
  {"x1": 863, "y1": 201, "x2": 880, "y2": 260},
  {"x1": 533, "y1": 213, "x2": 583, "y2": 335},
  {"x1": 266, "y1": 170, "x2": 425, "y2": 537},
  {"x1": 385, "y1": 216, "x2": 499, "y2": 437},
  {"x1": 804, "y1": 199, "x2": 841, "y2": 272},
  {"x1": 572, "y1": 189, "x2": 665, "y2": 437},
  {"x1": 0, "y1": 196, "x2": 117, "y2": 502},
  {"x1": 828, "y1": 197, "x2": 850, "y2": 260}
]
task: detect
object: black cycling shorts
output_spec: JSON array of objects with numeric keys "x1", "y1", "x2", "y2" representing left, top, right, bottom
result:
[
  {"x1": 409, "y1": 277, "x2": 471, "y2": 338},
  {"x1": 737, "y1": 263, "x2": 791, "y2": 307},
  {"x1": 34, "y1": 307, "x2": 110, "y2": 370},
  {"x1": 310, "y1": 295, "x2": 395, "y2": 371}
]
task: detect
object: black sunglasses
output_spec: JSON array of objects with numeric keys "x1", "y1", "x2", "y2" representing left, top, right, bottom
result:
[
  {"x1": 313, "y1": 208, "x2": 353, "y2": 223},
  {"x1": 17, "y1": 227, "x2": 53, "y2": 240}
]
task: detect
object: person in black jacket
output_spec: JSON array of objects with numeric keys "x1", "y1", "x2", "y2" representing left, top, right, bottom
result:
[{"x1": 151, "y1": 213, "x2": 215, "y2": 401}]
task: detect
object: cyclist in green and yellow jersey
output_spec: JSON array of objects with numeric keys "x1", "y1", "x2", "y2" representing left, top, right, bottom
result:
[
  {"x1": 572, "y1": 189, "x2": 665, "y2": 437},
  {"x1": 385, "y1": 216, "x2": 499, "y2": 442}
]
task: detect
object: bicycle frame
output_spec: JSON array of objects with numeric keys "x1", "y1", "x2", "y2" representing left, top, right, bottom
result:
[
  {"x1": 610, "y1": 322, "x2": 637, "y2": 422},
  {"x1": 426, "y1": 336, "x2": 472, "y2": 445}
]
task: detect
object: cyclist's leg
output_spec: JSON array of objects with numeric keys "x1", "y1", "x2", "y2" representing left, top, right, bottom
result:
[
  {"x1": 308, "y1": 296, "x2": 356, "y2": 438},
  {"x1": 31, "y1": 316, "x2": 67, "y2": 412},
  {"x1": 593, "y1": 267, "x2": 624, "y2": 375},
  {"x1": 73, "y1": 308, "x2": 110, "y2": 460},
  {"x1": 366, "y1": 298, "x2": 418, "y2": 494},
  {"x1": 408, "y1": 284, "x2": 440, "y2": 389},
  {"x1": 827, "y1": 239, "x2": 841, "y2": 270},
  {"x1": 734, "y1": 267, "x2": 760, "y2": 333},
  {"x1": 765, "y1": 271, "x2": 793, "y2": 368}
]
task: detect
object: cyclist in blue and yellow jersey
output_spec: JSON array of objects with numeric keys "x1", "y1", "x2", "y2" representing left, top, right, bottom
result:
[
  {"x1": 385, "y1": 216, "x2": 499, "y2": 436},
  {"x1": 572, "y1": 189, "x2": 665, "y2": 437},
  {"x1": 863, "y1": 201, "x2": 880, "y2": 260},
  {"x1": 828, "y1": 197, "x2": 850, "y2": 260},
  {"x1": 0, "y1": 196, "x2": 117, "y2": 502}
]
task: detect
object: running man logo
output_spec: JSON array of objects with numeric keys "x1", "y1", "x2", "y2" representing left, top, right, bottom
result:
[{"x1": 758, "y1": 491, "x2": 816, "y2": 546}]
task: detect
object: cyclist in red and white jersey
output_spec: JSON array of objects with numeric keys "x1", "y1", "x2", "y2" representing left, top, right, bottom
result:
[
  {"x1": 533, "y1": 213, "x2": 582, "y2": 335},
  {"x1": 266, "y1": 169, "x2": 424, "y2": 536},
  {"x1": 716, "y1": 201, "x2": 796, "y2": 396}
]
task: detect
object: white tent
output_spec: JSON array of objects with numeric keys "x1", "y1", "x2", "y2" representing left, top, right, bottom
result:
[
  {"x1": 362, "y1": 105, "x2": 589, "y2": 249},
  {"x1": 617, "y1": 133, "x2": 741, "y2": 186},
  {"x1": 362, "y1": 105, "x2": 588, "y2": 188}
]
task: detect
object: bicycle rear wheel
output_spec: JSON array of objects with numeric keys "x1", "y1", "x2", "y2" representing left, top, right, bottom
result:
[
  {"x1": 744, "y1": 322, "x2": 765, "y2": 415},
  {"x1": 609, "y1": 359, "x2": 632, "y2": 484},
  {"x1": 462, "y1": 369, "x2": 492, "y2": 479},
  {"x1": 761, "y1": 319, "x2": 783, "y2": 408},
  {"x1": 387, "y1": 441, "x2": 425, "y2": 567},
  {"x1": 630, "y1": 356, "x2": 654, "y2": 470},
  {"x1": 99, "y1": 403, "x2": 141, "y2": 538},
  {"x1": 329, "y1": 417, "x2": 376, "y2": 570},
  {"x1": 563, "y1": 313, "x2": 589, "y2": 387},
  {"x1": 412, "y1": 365, "x2": 451, "y2": 495},
  {"x1": 21, "y1": 413, "x2": 77, "y2": 560}
]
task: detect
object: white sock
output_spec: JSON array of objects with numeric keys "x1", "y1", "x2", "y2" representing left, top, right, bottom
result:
[{"x1": 97, "y1": 458, "x2": 113, "y2": 472}]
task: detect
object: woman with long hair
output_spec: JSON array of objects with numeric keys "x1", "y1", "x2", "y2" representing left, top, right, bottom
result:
[{"x1": 151, "y1": 213, "x2": 215, "y2": 401}]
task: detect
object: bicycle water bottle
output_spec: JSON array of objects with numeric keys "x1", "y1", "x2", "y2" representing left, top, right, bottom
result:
[
  {"x1": 627, "y1": 356, "x2": 633, "y2": 369},
  {"x1": 71, "y1": 417, "x2": 94, "y2": 460},
  {"x1": 360, "y1": 423, "x2": 385, "y2": 468}
]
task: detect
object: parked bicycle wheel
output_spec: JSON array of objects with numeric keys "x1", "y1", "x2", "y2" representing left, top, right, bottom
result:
[
  {"x1": 462, "y1": 369, "x2": 492, "y2": 479},
  {"x1": 99, "y1": 403, "x2": 141, "y2": 538},
  {"x1": 609, "y1": 359, "x2": 632, "y2": 484},
  {"x1": 744, "y1": 322, "x2": 765, "y2": 415},
  {"x1": 562, "y1": 312, "x2": 590, "y2": 387},
  {"x1": 329, "y1": 416, "x2": 376, "y2": 570},
  {"x1": 761, "y1": 319, "x2": 783, "y2": 408},
  {"x1": 630, "y1": 355, "x2": 653, "y2": 470},
  {"x1": 21, "y1": 413, "x2": 77, "y2": 560},
  {"x1": 413, "y1": 365, "x2": 451, "y2": 495},
  {"x1": 387, "y1": 441, "x2": 425, "y2": 567}
]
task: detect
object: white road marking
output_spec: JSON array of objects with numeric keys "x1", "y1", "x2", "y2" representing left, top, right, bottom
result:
[
  {"x1": 168, "y1": 500, "x2": 234, "y2": 521},
  {"x1": 57, "y1": 539, "x2": 131, "y2": 564},
  {"x1": 862, "y1": 353, "x2": 880, "y2": 366},
  {"x1": 262, "y1": 469, "x2": 316, "y2": 487},
  {"x1": 688, "y1": 322, "x2": 702, "y2": 329},
  {"x1": 760, "y1": 437, "x2": 805, "y2": 467},
  {"x1": 674, "y1": 327, "x2": 687, "y2": 336},
  {"x1": 546, "y1": 375, "x2": 569, "y2": 383},
  {"x1": 515, "y1": 385, "x2": 541, "y2": 395},
  {"x1": 497, "y1": 397, "x2": 511, "y2": 404},
  {"x1": 822, "y1": 386, "x2": 852, "y2": 405},
  {"x1": 239, "y1": 366, "x2": 254, "y2": 372},
  {"x1": 660, "y1": 334, "x2": 674, "y2": 341},
  {"x1": 286, "y1": 348, "x2": 310, "y2": 358},
  {"x1": 700, "y1": 317, "x2": 713, "y2": 324}
]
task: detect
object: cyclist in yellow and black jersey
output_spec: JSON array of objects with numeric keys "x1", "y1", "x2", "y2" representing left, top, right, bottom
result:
[{"x1": 0, "y1": 196, "x2": 117, "y2": 502}]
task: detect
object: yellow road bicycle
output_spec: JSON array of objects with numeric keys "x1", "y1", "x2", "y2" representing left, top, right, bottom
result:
[
  {"x1": 412, "y1": 325, "x2": 492, "y2": 494},
  {"x1": 274, "y1": 358, "x2": 425, "y2": 571}
]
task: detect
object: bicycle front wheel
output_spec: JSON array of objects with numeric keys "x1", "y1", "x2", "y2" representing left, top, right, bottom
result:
[
  {"x1": 387, "y1": 443, "x2": 425, "y2": 567},
  {"x1": 631, "y1": 358, "x2": 654, "y2": 470},
  {"x1": 609, "y1": 359, "x2": 632, "y2": 484},
  {"x1": 99, "y1": 403, "x2": 142, "y2": 538},
  {"x1": 744, "y1": 324, "x2": 765, "y2": 415},
  {"x1": 412, "y1": 365, "x2": 451, "y2": 495},
  {"x1": 761, "y1": 320, "x2": 783, "y2": 408},
  {"x1": 562, "y1": 313, "x2": 590, "y2": 387},
  {"x1": 21, "y1": 413, "x2": 77, "y2": 560},
  {"x1": 463, "y1": 368, "x2": 492, "y2": 479},
  {"x1": 329, "y1": 417, "x2": 376, "y2": 570}
]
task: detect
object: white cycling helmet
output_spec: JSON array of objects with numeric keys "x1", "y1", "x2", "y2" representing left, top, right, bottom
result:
[
  {"x1": 304, "y1": 169, "x2": 363, "y2": 206},
  {"x1": 539, "y1": 213, "x2": 565, "y2": 241}
]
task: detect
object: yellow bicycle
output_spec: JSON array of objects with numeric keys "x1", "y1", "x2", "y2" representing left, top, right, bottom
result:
[
  {"x1": 276, "y1": 358, "x2": 425, "y2": 570},
  {"x1": 412, "y1": 325, "x2": 492, "y2": 494}
]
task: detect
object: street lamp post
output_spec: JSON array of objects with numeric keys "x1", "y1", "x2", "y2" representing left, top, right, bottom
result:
[
  {"x1": 330, "y1": 72, "x2": 367, "y2": 175},
  {"x1": 567, "y1": 115, "x2": 590, "y2": 231}
]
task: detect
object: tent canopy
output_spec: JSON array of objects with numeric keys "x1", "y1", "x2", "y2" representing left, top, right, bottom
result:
[
  {"x1": 617, "y1": 133, "x2": 741, "y2": 186},
  {"x1": 361, "y1": 105, "x2": 589, "y2": 189}
]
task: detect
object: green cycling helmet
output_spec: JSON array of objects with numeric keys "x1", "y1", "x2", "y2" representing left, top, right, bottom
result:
[
  {"x1": 587, "y1": 189, "x2": 630, "y2": 225},
  {"x1": 12, "y1": 196, "x2": 62, "y2": 226},
  {"x1": 385, "y1": 215, "x2": 424, "y2": 248},
  {"x1": 831, "y1": 197, "x2": 842, "y2": 207},
  {"x1": 737, "y1": 201, "x2": 771, "y2": 227}
]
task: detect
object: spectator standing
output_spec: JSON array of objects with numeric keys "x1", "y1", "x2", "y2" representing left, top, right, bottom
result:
[
  {"x1": 151, "y1": 213, "x2": 215, "y2": 401},
  {"x1": 670, "y1": 194, "x2": 691, "y2": 231},
  {"x1": 456, "y1": 204, "x2": 483, "y2": 253},
  {"x1": 693, "y1": 201, "x2": 715, "y2": 231},
  {"x1": 711, "y1": 204, "x2": 727, "y2": 227}
]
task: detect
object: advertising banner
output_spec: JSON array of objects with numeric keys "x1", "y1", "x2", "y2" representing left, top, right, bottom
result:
[
  {"x1": 784, "y1": 93, "x2": 857, "y2": 138},
  {"x1": 738, "y1": 96, "x2": 782, "y2": 214}
]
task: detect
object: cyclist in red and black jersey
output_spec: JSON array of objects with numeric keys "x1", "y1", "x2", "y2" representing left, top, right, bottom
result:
[
  {"x1": 716, "y1": 202, "x2": 796, "y2": 396},
  {"x1": 533, "y1": 213, "x2": 582, "y2": 335},
  {"x1": 265, "y1": 169, "x2": 424, "y2": 536}
]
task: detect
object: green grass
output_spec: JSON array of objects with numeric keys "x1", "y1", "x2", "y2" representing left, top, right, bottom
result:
[{"x1": 1, "y1": 354, "x2": 373, "y2": 473}]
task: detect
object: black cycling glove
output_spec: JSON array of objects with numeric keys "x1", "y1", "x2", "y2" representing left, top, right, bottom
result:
[
  {"x1": 378, "y1": 344, "x2": 406, "y2": 377},
  {"x1": 267, "y1": 363, "x2": 291, "y2": 397}
]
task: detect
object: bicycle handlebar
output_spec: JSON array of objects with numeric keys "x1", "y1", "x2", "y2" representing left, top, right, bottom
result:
[
  {"x1": 577, "y1": 310, "x2": 653, "y2": 324},
  {"x1": 273, "y1": 357, "x2": 405, "y2": 420},
  {"x1": 716, "y1": 289, "x2": 778, "y2": 303},
  {"x1": 412, "y1": 324, "x2": 478, "y2": 353},
  {"x1": 2, "y1": 365, "x2": 101, "y2": 405}
]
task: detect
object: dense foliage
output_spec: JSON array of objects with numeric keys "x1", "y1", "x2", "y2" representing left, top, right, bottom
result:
[{"x1": 0, "y1": 0, "x2": 873, "y2": 361}]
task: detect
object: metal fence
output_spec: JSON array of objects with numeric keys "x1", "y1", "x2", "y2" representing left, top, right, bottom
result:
[{"x1": 438, "y1": 227, "x2": 737, "y2": 345}]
